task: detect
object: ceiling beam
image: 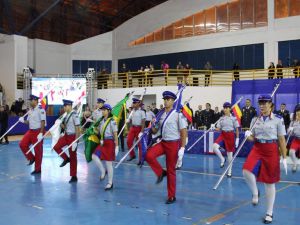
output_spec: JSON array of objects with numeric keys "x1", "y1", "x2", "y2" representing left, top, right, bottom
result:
[{"x1": 20, "y1": 0, "x2": 61, "y2": 35}]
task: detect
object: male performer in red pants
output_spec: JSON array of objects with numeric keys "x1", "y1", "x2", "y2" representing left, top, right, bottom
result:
[
  {"x1": 53, "y1": 99, "x2": 80, "y2": 183},
  {"x1": 19, "y1": 94, "x2": 46, "y2": 175},
  {"x1": 145, "y1": 91, "x2": 187, "y2": 204},
  {"x1": 126, "y1": 98, "x2": 146, "y2": 164}
]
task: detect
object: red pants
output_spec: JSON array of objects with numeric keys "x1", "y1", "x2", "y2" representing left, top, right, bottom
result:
[
  {"x1": 127, "y1": 126, "x2": 142, "y2": 160},
  {"x1": 243, "y1": 142, "x2": 279, "y2": 183},
  {"x1": 94, "y1": 139, "x2": 115, "y2": 161},
  {"x1": 19, "y1": 129, "x2": 43, "y2": 172},
  {"x1": 145, "y1": 140, "x2": 180, "y2": 198},
  {"x1": 53, "y1": 134, "x2": 77, "y2": 177},
  {"x1": 214, "y1": 131, "x2": 235, "y2": 152}
]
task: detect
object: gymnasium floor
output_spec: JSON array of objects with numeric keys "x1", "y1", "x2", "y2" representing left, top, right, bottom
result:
[{"x1": 0, "y1": 138, "x2": 299, "y2": 225}]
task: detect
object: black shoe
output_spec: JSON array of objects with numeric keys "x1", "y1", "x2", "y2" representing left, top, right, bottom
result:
[
  {"x1": 127, "y1": 155, "x2": 136, "y2": 161},
  {"x1": 220, "y1": 158, "x2": 226, "y2": 168},
  {"x1": 69, "y1": 176, "x2": 78, "y2": 183},
  {"x1": 31, "y1": 170, "x2": 41, "y2": 175},
  {"x1": 263, "y1": 214, "x2": 273, "y2": 224},
  {"x1": 252, "y1": 190, "x2": 260, "y2": 206},
  {"x1": 137, "y1": 161, "x2": 142, "y2": 166},
  {"x1": 156, "y1": 170, "x2": 167, "y2": 184},
  {"x1": 165, "y1": 197, "x2": 176, "y2": 204},
  {"x1": 226, "y1": 173, "x2": 232, "y2": 178},
  {"x1": 27, "y1": 159, "x2": 35, "y2": 166},
  {"x1": 60, "y1": 158, "x2": 70, "y2": 167},
  {"x1": 105, "y1": 183, "x2": 113, "y2": 191},
  {"x1": 100, "y1": 171, "x2": 107, "y2": 181}
]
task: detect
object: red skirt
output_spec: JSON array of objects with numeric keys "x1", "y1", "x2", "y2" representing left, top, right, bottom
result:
[
  {"x1": 214, "y1": 131, "x2": 235, "y2": 152},
  {"x1": 94, "y1": 139, "x2": 115, "y2": 161},
  {"x1": 243, "y1": 142, "x2": 280, "y2": 183},
  {"x1": 290, "y1": 138, "x2": 300, "y2": 152}
]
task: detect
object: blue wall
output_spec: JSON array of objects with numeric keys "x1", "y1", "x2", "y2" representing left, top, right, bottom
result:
[
  {"x1": 72, "y1": 60, "x2": 112, "y2": 74},
  {"x1": 278, "y1": 39, "x2": 300, "y2": 67},
  {"x1": 119, "y1": 43, "x2": 264, "y2": 71}
]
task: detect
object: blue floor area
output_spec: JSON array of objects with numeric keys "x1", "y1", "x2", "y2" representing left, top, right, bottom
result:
[{"x1": 0, "y1": 139, "x2": 300, "y2": 225}]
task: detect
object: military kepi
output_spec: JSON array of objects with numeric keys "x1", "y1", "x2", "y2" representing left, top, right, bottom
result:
[
  {"x1": 162, "y1": 91, "x2": 177, "y2": 100},
  {"x1": 97, "y1": 98, "x2": 105, "y2": 103},
  {"x1": 101, "y1": 103, "x2": 112, "y2": 110},
  {"x1": 29, "y1": 94, "x2": 39, "y2": 101},
  {"x1": 62, "y1": 99, "x2": 73, "y2": 106},
  {"x1": 223, "y1": 102, "x2": 231, "y2": 108},
  {"x1": 258, "y1": 94, "x2": 272, "y2": 102},
  {"x1": 132, "y1": 98, "x2": 140, "y2": 103}
]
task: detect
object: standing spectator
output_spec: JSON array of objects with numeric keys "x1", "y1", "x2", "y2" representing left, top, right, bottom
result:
[
  {"x1": 202, "y1": 103, "x2": 215, "y2": 129},
  {"x1": 292, "y1": 59, "x2": 300, "y2": 78},
  {"x1": 11, "y1": 101, "x2": 16, "y2": 115},
  {"x1": 148, "y1": 64, "x2": 155, "y2": 86},
  {"x1": 241, "y1": 99, "x2": 257, "y2": 129},
  {"x1": 204, "y1": 61, "x2": 212, "y2": 86},
  {"x1": 120, "y1": 63, "x2": 129, "y2": 88},
  {"x1": 144, "y1": 66, "x2": 150, "y2": 86},
  {"x1": 275, "y1": 103, "x2": 290, "y2": 130},
  {"x1": 145, "y1": 106, "x2": 155, "y2": 127},
  {"x1": 0, "y1": 83, "x2": 3, "y2": 105},
  {"x1": 176, "y1": 61, "x2": 184, "y2": 83},
  {"x1": 15, "y1": 98, "x2": 24, "y2": 116},
  {"x1": 137, "y1": 66, "x2": 144, "y2": 87},
  {"x1": 268, "y1": 62, "x2": 275, "y2": 79},
  {"x1": 100, "y1": 68, "x2": 109, "y2": 89},
  {"x1": 152, "y1": 103, "x2": 159, "y2": 115},
  {"x1": 161, "y1": 61, "x2": 169, "y2": 86},
  {"x1": 194, "y1": 105, "x2": 203, "y2": 129},
  {"x1": 276, "y1": 59, "x2": 283, "y2": 79},
  {"x1": 184, "y1": 64, "x2": 191, "y2": 85},
  {"x1": 0, "y1": 105, "x2": 9, "y2": 144},
  {"x1": 232, "y1": 63, "x2": 240, "y2": 81},
  {"x1": 213, "y1": 106, "x2": 221, "y2": 123}
]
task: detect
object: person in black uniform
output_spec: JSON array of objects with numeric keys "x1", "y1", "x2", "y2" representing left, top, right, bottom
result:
[
  {"x1": 213, "y1": 106, "x2": 222, "y2": 123},
  {"x1": 193, "y1": 105, "x2": 203, "y2": 129},
  {"x1": 275, "y1": 103, "x2": 290, "y2": 131},
  {"x1": 0, "y1": 105, "x2": 9, "y2": 144},
  {"x1": 202, "y1": 103, "x2": 214, "y2": 129},
  {"x1": 241, "y1": 99, "x2": 257, "y2": 129}
]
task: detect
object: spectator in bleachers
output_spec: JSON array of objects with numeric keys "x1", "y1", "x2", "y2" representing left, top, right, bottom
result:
[
  {"x1": 202, "y1": 103, "x2": 214, "y2": 129},
  {"x1": 213, "y1": 106, "x2": 221, "y2": 123},
  {"x1": 204, "y1": 61, "x2": 212, "y2": 86},
  {"x1": 241, "y1": 99, "x2": 257, "y2": 129},
  {"x1": 276, "y1": 59, "x2": 283, "y2": 79},
  {"x1": 120, "y1": 63, "x2": 129, "y2": 88},
  {"x1": 292, "y1": 59, "x2": 300, "y2": 78},
  {"x1": 161, "y1": 61, "x2": 169, "y2": 85},
  {"x1": 268, "y1": 62, "x2": 275, "y2": 79},
  {"x1": 138, "y1": 66, "x2": 144, "y2": 87},
  {"x1": 100, "y1": 68, "x2": 108, "y2": 89},
  {"x1": 194, "y1": 105, "x2": 203, "y2": 129},
  {"x1": 232, "y1": 63, "x2": 240, "y2": 81},
  {"x1": 184, "y1": 64, "x2": 191, "y2": 85},
  {"x1": 176, "y1": 61, "x2": 184, "y2": 83},
  {"x1": 275, "y1": 103, "x2": 291, "y2": 130}
]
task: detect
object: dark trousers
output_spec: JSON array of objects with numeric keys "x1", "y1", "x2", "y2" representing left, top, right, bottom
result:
[{"x1": 0, "y1": 124, "x2": 8, "y2": 142}]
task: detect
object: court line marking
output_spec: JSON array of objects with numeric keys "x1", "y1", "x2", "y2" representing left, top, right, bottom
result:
[{"x1": 193, "y1": 184, "x2": 294, "y2": 225}]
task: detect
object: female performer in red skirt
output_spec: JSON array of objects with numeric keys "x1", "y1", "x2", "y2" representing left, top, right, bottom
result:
[
  {"x1": 243, "y1": 95, "x2": 287, "y2": 224},
  {"x1": 212, "y1": 102, "x2": 240, "y2": 177},
  {"x1": 288, "y1": 104, "x2": 300, "y2": 172},
  {"x1": 92, "y1": 104, "x2": 118, "y2": 190}
]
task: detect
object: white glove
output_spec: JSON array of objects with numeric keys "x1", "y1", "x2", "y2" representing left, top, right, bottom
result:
[
  {"x1": 235, "y1": 138, "x2": 239, "y2": 148},
  {"x1": 55, "y1": 119, "x2": 62, "y2": 125},
  {"x1": 282, "y1": 158, "x2": 288, "y2": 175},
  {"x1": 210, "y1": 124, "x2": 216, "y2": 130},
  {"x1": 19, "y1": 117, "x2": 25, "y2": 123},
  {"x1": 138, "y1": 132, "x2": 143, "y2": 139},
  {"x1": 86, "y1": 118, "x2": 94, "y2": 123},
  {"x1": 245, "y1": 130, "x2": 252, "y2": 138},
  {"x1": 115, "y1": 146, "x2": 119, "y2": 157},
  {"x1": 178, "y1": 147, "x2": 185, "y2": 161},
  {"x1": 37, "y1": 133, "x2": 43, "y2": 142},
  {"x1": 287, "y1": 127, "x2": 294, "y2": 133},
  {"x1": 72, "y1": 142, "x2": 78, "y2": 151}
]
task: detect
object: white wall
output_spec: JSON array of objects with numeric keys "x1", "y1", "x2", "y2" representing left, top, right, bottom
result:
[
  {"x1": 97, "y1": 86, "x2": 231, "y2": 110},
  {"x1": 112, "y1": 0, "x2": 300, "y2": 71},
  {"x1": 0, "y1": 34, "x2": 16, "y2": 104},
  {"x1": 71, "y1": 32, "x2": 112, "y2": 61}
]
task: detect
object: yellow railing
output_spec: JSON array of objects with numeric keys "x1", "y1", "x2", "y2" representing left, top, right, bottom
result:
[{"x1": 97, "y1": 67, "x2": 300, "y2": 89}]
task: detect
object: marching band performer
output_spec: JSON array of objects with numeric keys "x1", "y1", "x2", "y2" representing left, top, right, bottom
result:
[
  {"x1": 242, "y1": 94, "x2": 287, "y2": 224},
  {"x1": 212, "y1": 102, "x2": 240, "y2": 177},
  {"x1": 288, "y1": 104, "x2": 300, "y2": 173},
  {"x1": 145, "y1": 91, "x2": 187, "y2": 204},
  {"x1": 126, "y1": 98, "x2": 146, "y2": 164},
  {"x1": 19, "y1": 94, "x2": 46, "y2": 175},
  {"x1": 53, "y1": 99, "x2": 80, "y2": 183},
  {"x1": 92, "y1": 104, "x2": 118, "y2": 190}
]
